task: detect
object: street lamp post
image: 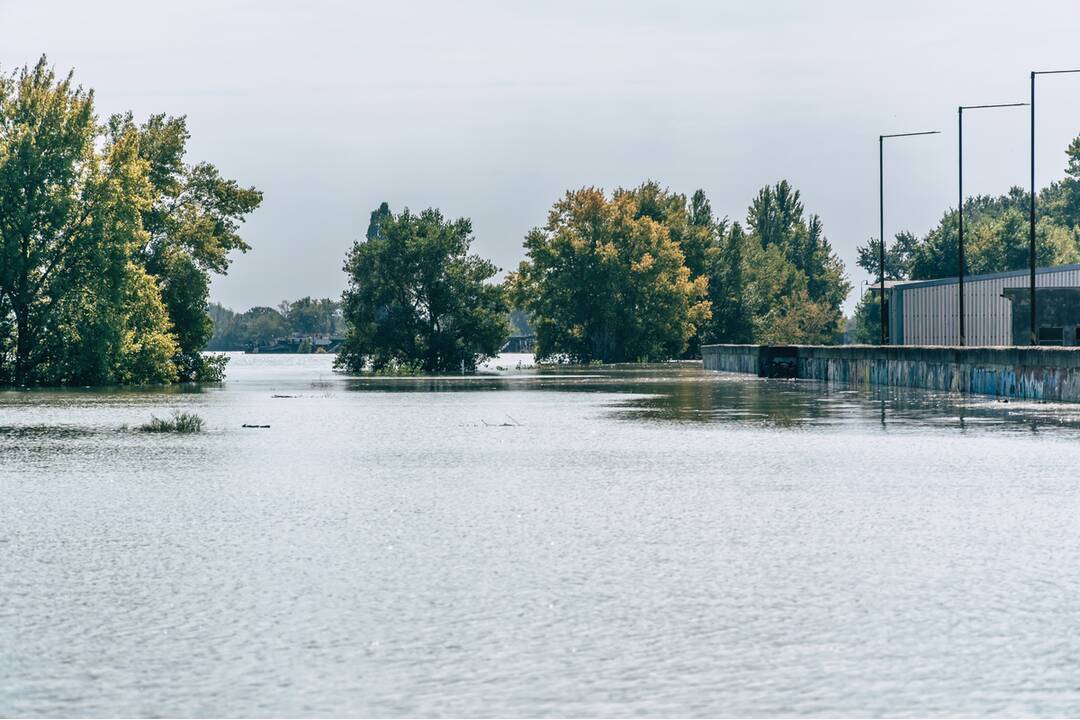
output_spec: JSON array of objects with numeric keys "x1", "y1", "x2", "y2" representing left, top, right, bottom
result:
[
  {"x1": 957, "y1": 102, "x2": 1026, "y2": 346},
  {"x1": 1029, "y1": 69, "x2": 1080, "y2": 345},
  {"x1": 879, "y1": 131, "x2": 940, "y2": 345}
]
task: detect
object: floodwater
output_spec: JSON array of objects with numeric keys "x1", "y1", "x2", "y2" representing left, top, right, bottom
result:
[{"x1": 5, "y1": 353, "x2": 1080, "y2": 718}]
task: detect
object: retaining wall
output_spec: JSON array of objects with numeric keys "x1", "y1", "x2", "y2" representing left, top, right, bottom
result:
[{"x1": 702, "y1": 344, "x2": 1080, "y2": 403}]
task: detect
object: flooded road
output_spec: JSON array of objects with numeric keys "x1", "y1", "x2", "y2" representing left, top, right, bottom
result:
[{"x1": 4, "y1": 354, "x2": 1080, "y2": 717}]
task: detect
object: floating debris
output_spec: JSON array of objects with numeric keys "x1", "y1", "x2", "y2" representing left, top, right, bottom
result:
[
  {"x1": 480, "y1": 414, "x2": 523, "y2": 427},
  {"x1": 242, "y1": 424, "x2": 270, "y2": 428}
]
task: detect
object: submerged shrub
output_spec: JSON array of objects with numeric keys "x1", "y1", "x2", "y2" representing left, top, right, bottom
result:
[
  {"x1": 139, "y1": 410, "x2": 205, "y2": 433},
  {"x1": 370, "y1": 360, "x2": 423, "y2": 376},
  {"x1": 173, "y1": 353, "x2": 229, "y2": 383}
]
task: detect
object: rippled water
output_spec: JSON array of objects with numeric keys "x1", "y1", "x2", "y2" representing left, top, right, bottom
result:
[{"x1": 5, "y1": 353, "x2": 1080, "y2": 717}]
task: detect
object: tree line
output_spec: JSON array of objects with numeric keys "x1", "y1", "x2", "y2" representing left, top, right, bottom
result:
[
  {"x1": 0, "y1": 57, "x2": 260, "y2": 385},
  {"x1": 336, "y1": 183, "x2": 851, "y2": 373},
  {"x1": 0, "y1": 57, "x2": 864, "y2": 384},
  {"x1": 849, "y1": 134, "x2": 1080, "y2": 342},
  {"x1": 207, "y1": 297, "x2": 344, "y2": 351}
]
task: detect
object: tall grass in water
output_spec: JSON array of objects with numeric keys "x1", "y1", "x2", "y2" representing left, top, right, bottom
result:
[{"x1": 139, "y1": 410, "x2": 205, "y2": 433}]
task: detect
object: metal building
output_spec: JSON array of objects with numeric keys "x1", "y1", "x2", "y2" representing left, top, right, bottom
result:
[{"x1": 879, "y1": 264, "x2": 1080, "y2": 346}]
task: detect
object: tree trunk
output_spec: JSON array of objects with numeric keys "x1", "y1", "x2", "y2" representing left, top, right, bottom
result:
[{"x1": 14, "y1": 306, "x2": 30, "y2": 386}]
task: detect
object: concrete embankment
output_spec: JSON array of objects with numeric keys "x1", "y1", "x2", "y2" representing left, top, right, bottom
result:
[{"x1": 702, "y1": 344, "x2": 1080, "y2": 403}]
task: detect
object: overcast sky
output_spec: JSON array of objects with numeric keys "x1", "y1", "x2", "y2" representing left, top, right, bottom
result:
[{"x1": 3, "y1": 0, "x2": 1080, "y2": 312}]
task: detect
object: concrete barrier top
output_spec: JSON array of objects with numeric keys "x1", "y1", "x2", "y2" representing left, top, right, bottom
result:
[{"x1": 700, "y1": 344, "x2": 1080, "y2": 369}]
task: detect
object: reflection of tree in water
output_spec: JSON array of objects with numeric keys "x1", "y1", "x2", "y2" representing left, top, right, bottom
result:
[
  {"x1": 614, "y1": 375, "x2": 834, "y2": 427},
  {"x1": 617, "y1": 372, "x2": 1080, "y2": 435},
  {"x1": 340, "y1": 363, "x2": 1080, "y2": 435}
]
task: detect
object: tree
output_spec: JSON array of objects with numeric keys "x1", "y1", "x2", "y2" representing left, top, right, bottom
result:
[
  {"x1": 284, "y1": 296, "x2": 328, "y2": 335},
  {"x1": 509, "y1": 186, "x2": 710, "y2": 363},
  {"x1": 856, "y1": 182, "x2": 1080, "y2": 284},
  {"x1": 117, "y1": 112, "x2": 262, "y2": 380},
  {"x1": 366, "y1": 201, "x2": 391, "y2": 240},
  {"x1": 850, "y1": 290, "x2": 881, "y2": 344},
  {"x1": 1057, "y1": 136, "x2": 1080, "y2": 228},
  {"x1": 0, "y1": 58, "x2": 177, "y2": 385},
  {"x1": 856, "y1": 230, "x2": 918, "y2": 281},
  {"x1": 338, "y1": 205, "x2": 508, "y2": 373},
  {"x1": 742, "y1": 181, "x2": 850, "y2": 343},
  {"x1": 701, "y1": 222, "x2": 753, "y2": 344},
  {"x1": 0, "y1": 58, "x2": 260, "y2": 386},
  {"x1": 242, "y1": 307, "x2": 289, "y2": 347},
  {"x1": 207, "y1": 297, "x2": 344, "y2": 350},
  {"x1": 623, "y1": 181, "x2": 710, "y2": 281}
]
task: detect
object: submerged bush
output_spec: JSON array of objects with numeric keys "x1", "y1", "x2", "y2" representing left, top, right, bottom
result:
[
  {"x1": 173, "y1": 353, "x2": 229, "y2": 383},
  {"x1": 370, "y1": 360, "x2": 424, "y2": 376},
  {"x1": 139, "y1": 410, "x2": 205, "y2": 433}
]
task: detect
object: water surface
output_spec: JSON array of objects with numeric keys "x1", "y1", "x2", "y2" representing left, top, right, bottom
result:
[{"x1": 4, "y1": 354, "x2": 1080, "y2": 717}]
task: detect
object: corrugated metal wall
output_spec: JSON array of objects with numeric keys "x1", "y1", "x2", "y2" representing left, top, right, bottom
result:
[{"x1": 898, "y1": 268, "x2": 1080, "y2": 345}]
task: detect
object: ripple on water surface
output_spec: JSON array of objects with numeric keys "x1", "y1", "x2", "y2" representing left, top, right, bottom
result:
[{"x1": 3, "y1": 354, "x2": 1080, "y2": 717}]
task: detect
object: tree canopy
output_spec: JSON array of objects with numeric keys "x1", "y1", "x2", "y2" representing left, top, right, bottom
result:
[
  {"x1": 508, "y1": 180, "x2": 849, "y2": 362},
  {"x1": 0, "y1": 58, "x2": 260, "y2": 386},
  {"x1": 742, "y1": 181, "x2": 849, "y2": 344},
  {"x1": 337, "y1": 205, "x2": 508, "y2": 373},
  {"x1": 208, "y1": 297, "x2": 344, "y2": 350},
  {"x1": 509, "y1": 185, "x2": 711, "y2": 363}
]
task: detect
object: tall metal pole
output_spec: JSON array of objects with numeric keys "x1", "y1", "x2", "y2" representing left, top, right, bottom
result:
[
  {"x1": 958, "y1": 108, "x2": 965, "y2": 346},
  {"x1": 879, "y1": 135, "x2": 885, "y2": 345},
  {"x1": 1030, "y1": 71, "x2": 1037, "y2": 345},
  {"x1": 1026, "y1": 70, "x2": 1080, "y2": 345}
]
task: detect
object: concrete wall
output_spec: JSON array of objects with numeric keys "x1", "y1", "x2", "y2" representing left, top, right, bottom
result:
[
  {"x1": 702, "y1": 344, "x2": 761, "y2": 374},
  {"x1": 702, "y1": 344, "x2": 1080, "y2": 403}
]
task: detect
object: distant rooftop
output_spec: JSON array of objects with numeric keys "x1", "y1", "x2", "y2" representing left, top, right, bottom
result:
[
  {"x1": 865, "y1": 280, "x2": 904, "y2": 292},
  {"x1": 878, "y1": 263, "x2": 1080, "y2": 291}
]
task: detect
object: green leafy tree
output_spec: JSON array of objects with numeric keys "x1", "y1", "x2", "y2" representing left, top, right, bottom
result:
[
  {"x1": 283, "y1": 296, "x2": 328, "y2": 335},
  {"x1": 688, "y1": 190, "x2": 717, "y2": 261},
  {"x1": 366, "y1": 201, "x2": 391, "y2": 240},
  {"x1": 208, "y1": 297, "x2": 343, "y2": 350},
  {"x1": 0, "y1": 58, "x2": 177, "y2": 385},
  {"x1": 0, "y1": 58, "x2": 259, "y2": 385},
  {"x1": 858, "y1": 167, "x2": 1080, "y2": 285},
  {"x1": 338, "y1": 205, "x2": 509, "y2": 373},
  {"x1": 627, "y1": 183, "x2": 726, "y2": 352},
  {"x1": 156, "y1": 248, "x2": 212, "y2": 356},
  {"x1": 509, "y1": 186, "x2": 710, "y2": 363},
  {"x1": 243, "y1": 307, "x2": 289, "y2": 347},
  {"x1": 702, "y1": 221, "x2": 753, "y2": 344},
  {"x1": 856, "y1": 230, "x2": 918, "y2": 281},
  {"x1": 850, "y1": 290, "x2": 881, "y2": 344},
  {"x1": 116, "y1": 112, "x2": 262, "y2": 380},
  {"x1": 619, "y1": 182, "x2": 722, "y2": 356},
  {"x1": 1055, "y1": 136, "x2": 1080, "y2": 228},
  {"x1": 623, "y1": 181, "x2": 710, "y2": 280},
  {"x1": 743, "y1": 181, "x2": 850, "y2": 343}
]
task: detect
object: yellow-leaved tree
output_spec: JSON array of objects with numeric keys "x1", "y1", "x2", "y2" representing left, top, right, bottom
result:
[{"x1": 509, "y1": 186, "x2": 710, "y2": 363}]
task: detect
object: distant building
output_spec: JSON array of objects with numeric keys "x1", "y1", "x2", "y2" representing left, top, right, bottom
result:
[
  {"x1": 246, "y1": 334, "x2": 345, "y2": 354},
  {"x1": 500, "y1": 334, "x2": 535, "y2": 353},
  {"x1": 875, "y1": 264, "x2": 1080, "y2": 346}
]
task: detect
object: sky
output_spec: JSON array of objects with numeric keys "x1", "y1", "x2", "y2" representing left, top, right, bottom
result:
[{"x1": 3, "y1": 0, "x2": 1080, "y2": 314}]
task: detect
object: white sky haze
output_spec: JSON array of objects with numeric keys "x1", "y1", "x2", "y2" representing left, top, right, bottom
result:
[{"x1": 3, "y1": 0, "x2": 1080, "y2": 312}]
